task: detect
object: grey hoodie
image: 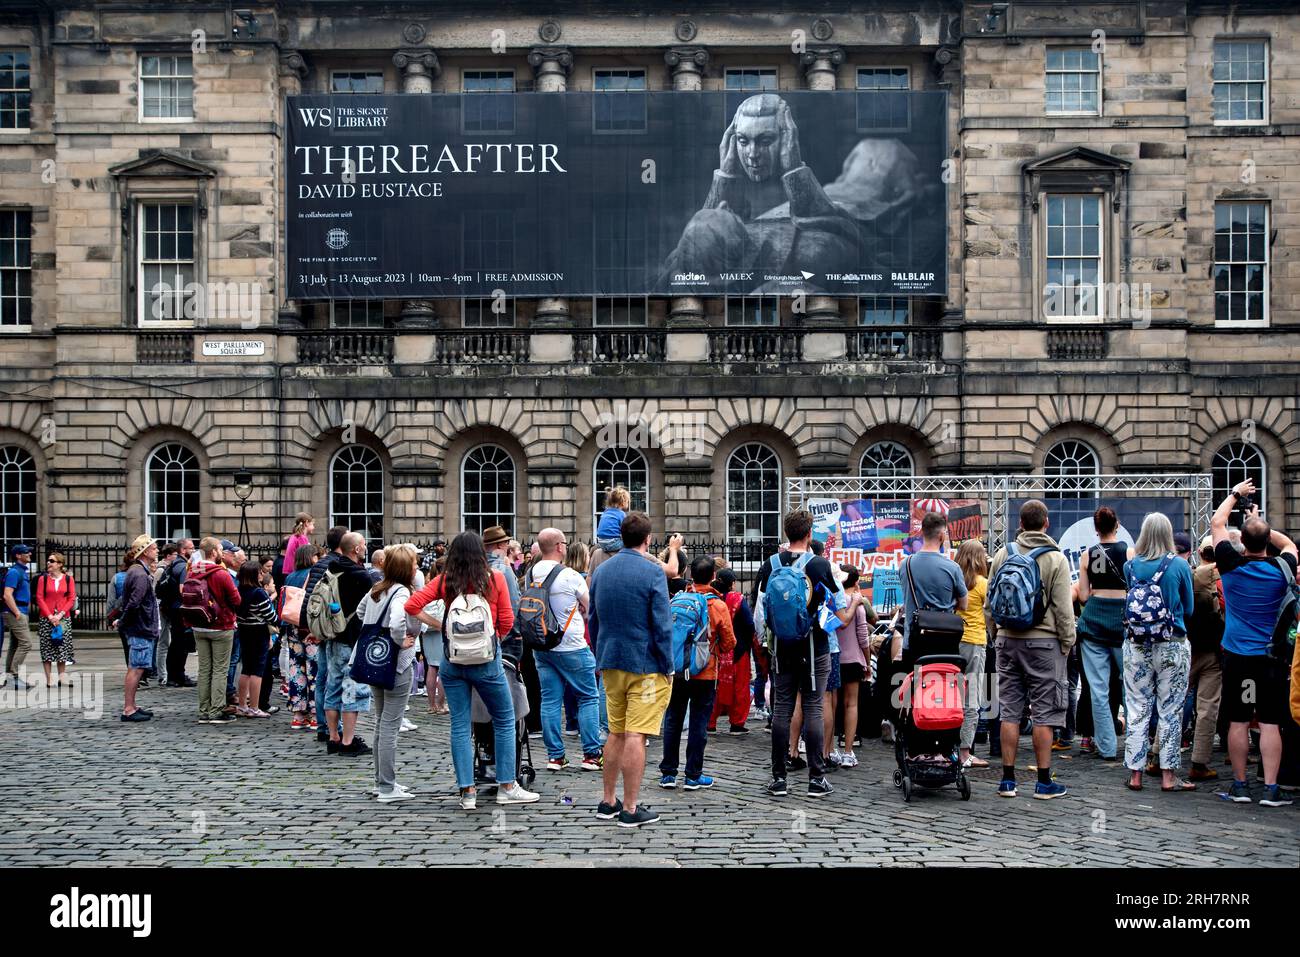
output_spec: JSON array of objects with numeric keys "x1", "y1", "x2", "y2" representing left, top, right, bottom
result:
[{"x1": 988, "y1": 530, "x2": 1077, "y2": 653}]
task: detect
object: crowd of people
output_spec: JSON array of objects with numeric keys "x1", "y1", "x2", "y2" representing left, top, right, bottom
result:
[{"x1": 3, "y1": 479, "x2": 1297, "y2": 826}]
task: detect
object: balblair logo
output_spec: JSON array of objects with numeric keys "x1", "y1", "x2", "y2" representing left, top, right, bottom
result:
[{"x1": 50, "y1": 887, "x2": 152, "y2": 938}]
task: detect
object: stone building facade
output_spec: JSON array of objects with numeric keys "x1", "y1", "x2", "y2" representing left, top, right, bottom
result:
[{"x1": 0, "y1": 1, "x2": 1297, "y2": 556}]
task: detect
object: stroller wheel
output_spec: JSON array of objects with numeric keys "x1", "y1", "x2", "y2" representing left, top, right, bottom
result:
[
  {"x1": 892, "y1": 769, "x2": 903, "y2": 789},
  {"x1": 522, "y1": 766, "x2": 536, "y2": 786},
  {"x1": 958, "y1": 774, "x2": 971, "y2": 801},
  {"x1": 901, "y1": 776, "x2": 913, "y2": 803}
]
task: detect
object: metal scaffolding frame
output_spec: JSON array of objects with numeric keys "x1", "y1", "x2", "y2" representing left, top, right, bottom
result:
[{"x1": 787, "y1": 473, "x2": 1215, "y2": 552}]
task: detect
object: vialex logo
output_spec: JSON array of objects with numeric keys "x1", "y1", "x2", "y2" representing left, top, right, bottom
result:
[{"x1": 49, "y1": 887, "x2": 152, "y2": 937}]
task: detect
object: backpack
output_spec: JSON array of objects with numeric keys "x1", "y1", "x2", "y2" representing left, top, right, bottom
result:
[
  {"x1": 1123, "y1": 555, "x2": 1176, "y2": 643},
  {"x1": 986, "y1": 542, "x2": 1056, "y2": 631},
  {"x1": 669, "y1": 590, "x2": 716, "y2": 678},
  {"x1": 305, "y1": 570, "x2": 350, "y2": 640},
  {"x1": 517, "y1": 563, "x2": 578, "y2": 651},
  {"x1": 156, "y1": 557, "x2": 185, "y2": 608},
  {"x1": 178, "y1": 567, "x2": 219, "y2": 628},
  {"x1": 762, "y1": 552, "x2": 814, "y2": 645},
  {"x1": 1188, "y1": 567, "x2": 1224, "y2": 654},
  {"x1": 1266, "y1": 557, "x2": 1300, "y2": 664},
  {"x1": 105, "y1": 570, "x2": 127, "y2": 627},
  {"x1": 442, "y1": 591, "x2": 496, "y2": 666}
]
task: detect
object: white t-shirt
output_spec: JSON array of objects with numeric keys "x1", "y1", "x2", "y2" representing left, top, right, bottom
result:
[{"x1": 526, "y1": 559, "x2": 589, "y2": 653}]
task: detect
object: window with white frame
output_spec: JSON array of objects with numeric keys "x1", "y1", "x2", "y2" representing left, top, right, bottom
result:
[
  {"x1": 1213, "y1": 202, "x2": 1268, "y2": 326},
  {"x1": 1212, "y1": 441, "x2": 1266, "y2": 526},
  {"x1": 1043, "y1": 439, "x2": 1100, "y2": 499},
  {"x1": 463, "y1": 70, "x2": 514, "y2": 133},
  {"x1": 0, "y1": 50, "x2": 32, "y2": 130},
  {"x1": 0, "y1": 209, "x2": 32, "y2": 328},
  {"x1": 593, "y1": 447, "x2": 649, "y2": 532},
  {"x1": 726, "y1": 443, "x2": 782, "y2": 546},
  {"x1": 860, "y1": 441, "x2": 914, "y2": 479},
  {"x1": 1044, "y1": 194, "x2": 1103, "y2": 320},
  {"x1": 1045, "y1": 48, "x2": 1101, "y2": 116},
  {"x1": 331, "y1": 71, "x2": 384, "y2": 94},
  {"x1": 462, "y1": 444, "x2": 515, "y2": 535},
  {"x1": 0, "y1": 445, "x2": 36, "y2": 555},
  {"x1": 139, "y1": 55, "x2": 193, "y2": 121},
  {"x1": 1213, "y1": 39, "x2": 1268, "y2": 125},
  {"x1": 330, "y1": 445, "x2": 384, "y2": 545},
  {"x1": 329, "y1": 300, "x2": 385, "y2": 328},
  {"x1": 138, "y1": 202, "x2": 196, "y2": 324},
  {"x1": 725, "y1": 297, "x2": 779, "y2": 326},
  {"x1": 856, "y1": 67, "x2": 910, "y2": 130},
  {"x1": 145, "y1": 443, "x2": 199, "y2": 541},
  {"x1": 593, "y1": 68, "x2": 646, "y2": 132},
  {"x1": 724, "y1": 68, "x2": 778, "y2": 91}
]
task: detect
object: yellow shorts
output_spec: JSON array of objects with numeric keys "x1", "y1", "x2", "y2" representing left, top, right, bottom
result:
[{"x1": 603, "y1": 670, "x2": 672, "y2": 736}]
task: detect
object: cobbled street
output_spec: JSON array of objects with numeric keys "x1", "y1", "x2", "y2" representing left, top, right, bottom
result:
[{"x1": 1, "y1": 638, "x2": 1296, "y2": 868}]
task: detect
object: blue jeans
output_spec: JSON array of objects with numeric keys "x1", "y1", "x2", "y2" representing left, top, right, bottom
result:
[
  {"x1": 1080, "y1": 639, "x2": 1125, "y2": 758},
  {"x1": 441, "y1": 651, "x2": 517, "y2": 791},
  {"x1": 536, "y1": 647, "x2": 602, "y2": 759},
  {"x1": 226, "y1": 634, "x2": 241, "y2": 697},
  {"x1": 596, "y1": 671, "x2": 608, "y2": 733},
  {"x1": 659, "y1": 675, "x2": 717, "y2": 780}
]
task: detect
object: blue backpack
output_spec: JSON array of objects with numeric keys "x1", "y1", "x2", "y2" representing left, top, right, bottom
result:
[
  {"x1": 986, "y1": 542, "x2": 1056, "y2": 631},
  {"x1": 763, "y1": 552, "x2": 814, "y2": 644},
  {"x1": 669, "y1": 590, "x2": 715, "y2": 678},
  {"x1": 1123, "y1": 555, "x2": 1175, "y2": 643}
]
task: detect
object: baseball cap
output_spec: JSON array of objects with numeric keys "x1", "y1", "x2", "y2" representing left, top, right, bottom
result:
[
  {"x1": 1173, "y1": 532, "x2": 1192, "y2": 555},
  {"x1": 9, "y1": 543, "x2": 32, "y2": 558},
  {"x1": 219, "y1": 539, "x2": 238, "y2": 553}
]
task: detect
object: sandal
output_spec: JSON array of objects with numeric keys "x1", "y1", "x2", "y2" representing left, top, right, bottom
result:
[
  {"x1": 962, "y1": 756, "x2": 990, "y2": 769},
  {"x1": 1126, "y1": 772, "x2": 1143, "y2": 792},
  {"x1": 1161, "y1": 778, "x2": 1196, "y2": 792}
]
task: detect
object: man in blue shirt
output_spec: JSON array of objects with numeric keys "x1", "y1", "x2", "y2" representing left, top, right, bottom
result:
[
  {"x1": 588, "y1": 511, "x2": 672, "y2": 829},
  {"x1": 1210, "y1": 479, "x2": 1297, "y2": 807},
  {"x1": 2, "y1": 543, "x2": 34, "y2": 691}
]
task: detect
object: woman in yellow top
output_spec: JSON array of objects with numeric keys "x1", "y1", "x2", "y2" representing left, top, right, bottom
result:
[{"x1": 955, "y1": 540, "x2": 992, "y2": 769}]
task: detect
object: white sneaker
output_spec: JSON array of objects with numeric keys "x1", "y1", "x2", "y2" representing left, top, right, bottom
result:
[
  {"x1": 377, "y1": 788, "x2": 414, "y2": 804},
  {"x1": 399, "y1": 718, "x2": 417, "y2": 732},
  {"x1": 404, "y1": 704, "x2": 411, "y2": 712},
  {"x1": 496, "y1": 784, "x2": 540, "y2": 805},
  {"x1": 459, "y1": 790, "x2": 477, "y2": 810},
  {"x1": 371, "y1": 783, "x2": 414, "y2": 797},
  {"x1": 797, "y1": 738, "x2": 806, "y2": 755},
  {"x1": 840, "y1": 751, "x2": 859, "y2": 768}
]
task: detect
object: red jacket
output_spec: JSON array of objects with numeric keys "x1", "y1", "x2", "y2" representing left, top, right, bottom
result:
[
  {"x1": 405, "y1": 570, "x2": 514, "y2": 637},
  {"x1": 35, "y1": 573, "x2": 76, "y2": 619},
  {"x1": 190, "y1": 562, "x2": 241, "y2": 630},
  {"x1": 689, "y1": 583, "x2": 736, "y2": 682}
]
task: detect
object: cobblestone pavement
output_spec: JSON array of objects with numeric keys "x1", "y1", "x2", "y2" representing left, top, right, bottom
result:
[{"x1": 1, "y1": 639, "x2": 1296, "y2": 868}]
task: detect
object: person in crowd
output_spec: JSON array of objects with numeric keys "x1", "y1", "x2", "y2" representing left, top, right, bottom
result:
[
  {"x1": 282, "y1": 543, "x2": 319, "y2": 730},
  {"x1": 898, "y1": 512, "x2": 968, "y2": 667},
  {"x1": 1187, "y1": 536, "x2": 1225, "y2": 781},
  {"x1": 256, "y1": 558, "x2": 281, "y2": 715},
  {"x1": 35, "y1": 551, "x2": 76, "y2": 687},
  {"x1": 1121, "y1": 512, "x2": 1195, "y2": 792},
  {"x1": 416, "y1": 556, "x2": 449, "y2": 716},
  {"x1": 482, "y1": 526, "x2": 522, "y2": 656},
  {"x1": 987, "y1": 500, "x2": 1075, "y2": 800},
  {"x1": 159, "y1": 538, "x2": 195, "y2": 687},
  {"x1": 1174, "y1": 533, "x2": 1193, "y2": 565},
  {"x1": 152, "y1": 543, "x2": 178, "y2": 683},
  {"x1": 564, "y1": 540, "x2": 607, "y2": 737},
  {"x1": 299, "y1": 526, "x2": 350, "y2": 742},
  {"x1": 2, "y1": 543, "x2": 34, "y2": 690},
  {"x1": 270, "y1": 537, "x2": 291, "y2": 593},
  {"x1": 954, "y1": 540, "x2": 990, "y2": 769},
  {"x1": 356, "y1": 543, "x2": 422, "y2": 802},
  {"x1": 752, "y1": 509, "x2": 861, "y2": 800},
  {"x1": 507, "y1": 539, "x2": 524, "y2": 575},
  {"x1": 189, "y1": 537, "x2": 243, "y2": 725},
  {"x1": 406, "y1": 531, "x2": 537, "y2": 809},
  {"x1": 526, "y1": 528, "x2": 603, "y2": 771},
  {"x1": 219, "y1": 540, "x2": 246, "y2": 711},
  {"x1": 829, "y1": 565, "x2": 874, "y2": 766},
  {"x1": 708, "y1": 567, "x2": 759, "y2": 735},
  {"x1": 234, "y1": 561, "x2": 277, "y2": 718},
  {"x1": 1075, "y1": 505, "x2": 1128, "y2": 763},
  {"x1": 320, "y1": 532, "x2": 377, "y2": 756},
  {"x1": 117, "y1": 535, "x2": 160, "y2": 723},
  {"x1": 368, "y1": 548, "x2": 386, "y2": 585},
  {"x1": 285, "y1": 512, "x2": 315, "y2": 574},
  {"x1": 1210, "y1": 479, "x2": 1296, "y2": 807},
  {"x1": 658, "y1": 535, "x2": 691, "y2": 596},
  {"x1": 659, "y1": 555, "x2": 736, "y2": 790},
  {"x1": 595, "y1": 486, "x2": 631, "y2": 555}
]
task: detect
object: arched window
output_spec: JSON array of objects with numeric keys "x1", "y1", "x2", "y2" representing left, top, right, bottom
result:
[
  {"x1": 0, "y1": 446, "x2": 36, "y2": 555},
  {"x1": 330, "y1": 445, "x2": 384, "y2": 545},
  {"x1": 462, "y1": 444, "x2": 515, "y2": 535},
  {"x1": 859, "y1": 440, "x2": 915, "y2": 479},
  {"x1": 726, "y1": 442, "x2": 782, "y2": 546},
  {"x1": 1213, "y1": 441, "x2": 1266, "y2": 525},
  {"x1": 592, "y1": 446, "x2": 648, "y2": 532},
  {"x1": 145, "y1": 443, "x2": 200, "y2": 541},
  {"x1": 1043, "y1": 439, "x2": 1100, "y2": 498}
]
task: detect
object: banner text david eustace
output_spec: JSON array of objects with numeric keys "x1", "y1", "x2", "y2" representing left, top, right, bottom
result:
[{"x1": 49, "y1": 887, "x2": 151, "y2": 938}]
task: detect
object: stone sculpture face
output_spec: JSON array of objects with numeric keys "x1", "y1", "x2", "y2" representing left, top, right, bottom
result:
[{"x1": 733, "y1": 109, "x2": 783, "y2": 182}]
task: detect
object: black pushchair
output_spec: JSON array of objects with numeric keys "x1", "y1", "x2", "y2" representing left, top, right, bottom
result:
[
  {"x1": 892, "y1": 653, "x2": 971, "y2": 802},
  {"x1": 471, "y1": 656, "x2": 536, "y2": 789}
]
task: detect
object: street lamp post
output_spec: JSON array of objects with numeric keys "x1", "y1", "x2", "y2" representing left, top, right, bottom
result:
[{"x1": 234, "y1": 469, "x2": 253, "y2": 549}]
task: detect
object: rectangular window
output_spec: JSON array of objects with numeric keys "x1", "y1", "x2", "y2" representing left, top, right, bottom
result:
[
  {"x1": 592, "y1": 209, "x2": 648, "y2": 292},
  {"x1": 0, "y1": 50, "x2": 32, "y2": 130},
  {"x1": 725, "y1": 296, "x2": 779, "y2": 326},
  {"x1": 1213, "y1": 40, "x2": 1268, "y2": 124},
  {"x1": 593, "y1": 296, "x2": 648, "y2": 326},
  {"x1": 1044, "y1": 194, "x2": 1103, "y2": 320},
  {"x1": 140, "y1": 54, "x2": 193, "y2": 121},
  {"x1": 330, "y1": 71, "x2": 384, "y2": 95},
  {"x1": 593, "y1": 68, "x2": 647, "y2": 132},
  {"x1": 462, "y1": 209, "x2": 514, "y2": 276},
  {"x1": 856, "y1": 67, "x2": 910, "y2": 130},
  {"x1": 462, "y1": 297, "x2": 515, "y2": 327},
  {"x1": 0, "y1": 209, "x2": 32, "y2": 328},
  {"x1": 1045, "y1": 48, "x2": 1101, "y2": 115},
  {"x1": 329, "y1": 299, "x2": 385, "y2": 328},
  {"x1": 858, "y1": 296, "x2": 910, "y2": 325},
  {"x1": 463, "y1": 70, "x2": 514, "y2": 133},
  {"x1": 724, "y1": 68, "x2": 778, "y2": 91},
  {"x1": 1214, "y1": 202, "x2": 1268, "y2": 326},
  {"x1": 138, "y1": 202, "x2": 196, "y2": 324}
]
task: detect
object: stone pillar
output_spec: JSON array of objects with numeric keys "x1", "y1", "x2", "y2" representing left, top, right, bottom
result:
[
  {"x1": 527, "y1": 464, "x2": 579, "y2": 536},
  {"x1": 277, "y1": 51, "x2": 309, "y2": 330},
  {"x1": 394, "y1": 50, "x2": 442, "y2": 328},
  {"x1": 665, "y1": 46, "x2": 711, "y2": 330},
  {"x1": 528, "y1": 47, "x2": 575, "y2": 328},
  {"x1": 799, "y1": 45, "x2": 844, "y2": 324}
]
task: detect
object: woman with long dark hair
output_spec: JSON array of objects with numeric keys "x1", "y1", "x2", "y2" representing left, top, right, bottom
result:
[
  {"x1": 405, "y1": 531, "x2": 538, "y2": 810},
  {"x1": 234, "y1": 561, "x2": 277, "y2": 718}
]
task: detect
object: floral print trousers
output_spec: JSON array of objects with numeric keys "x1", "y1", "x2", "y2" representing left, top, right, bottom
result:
[
  {"x1": 284, "y1": 627, "x2": 318, "y2": 715},
  {"x1": 1122, "y1": 638, "x2": 1190, "y2": 772}
]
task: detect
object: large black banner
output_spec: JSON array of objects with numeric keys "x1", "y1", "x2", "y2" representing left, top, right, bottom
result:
[{"x1": 286, "y1": 90, "x2": 948, "y2": 300}]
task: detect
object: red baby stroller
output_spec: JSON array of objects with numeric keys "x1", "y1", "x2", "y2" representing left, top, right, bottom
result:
[{"x1": 893, "y1": 654, "x2": 971, "y2": 802}]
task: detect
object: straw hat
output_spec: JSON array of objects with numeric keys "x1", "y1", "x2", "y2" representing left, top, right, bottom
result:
[{"x1": 126, "y1": 534, "x2": 156, "y2": 561}]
